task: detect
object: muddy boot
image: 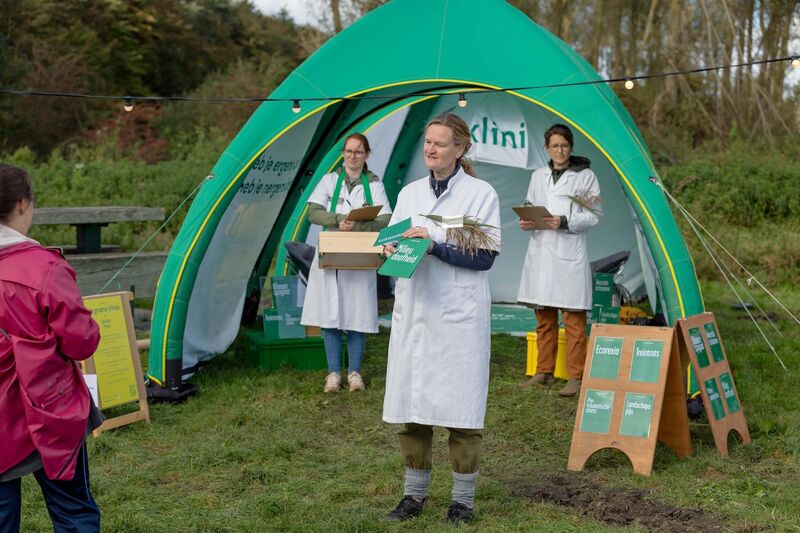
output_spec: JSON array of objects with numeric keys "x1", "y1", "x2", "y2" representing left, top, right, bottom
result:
[
  {"x1": 559, "y1": 378, "x2": 582, "y2": 397},
  {"x1": 519, "y1": 372, "x2": 555, "y2": 387}
]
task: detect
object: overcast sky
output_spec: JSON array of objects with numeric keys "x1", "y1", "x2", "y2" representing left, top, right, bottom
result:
[{"x1": 251, "y1": 0, "x2": 317, "y2": 26}]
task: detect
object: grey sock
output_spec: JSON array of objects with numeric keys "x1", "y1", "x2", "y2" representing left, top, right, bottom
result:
[
  {"x1": 403, "y1": 467, "x2": 431, "y2": 500},
  {"x1": 451, "y1": 470, "x2": 479, "y2": 508}
]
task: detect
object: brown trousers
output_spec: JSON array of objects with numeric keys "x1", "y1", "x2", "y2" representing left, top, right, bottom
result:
[
  {"x1": 397, "y1": 423, "x2": 482, "y2": 474},
  {"x1": 535, "y1": 306, "x2": 587, "y2": 379}
]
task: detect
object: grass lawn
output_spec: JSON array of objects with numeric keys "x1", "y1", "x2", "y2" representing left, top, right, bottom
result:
[{"x1": 19, "y1": 281, "x2": 800, "y2": 532}]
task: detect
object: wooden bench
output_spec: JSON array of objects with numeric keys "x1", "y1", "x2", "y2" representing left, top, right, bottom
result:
[
  {"x1": 32, "y1": 207, "x2": 165, "y2": 254},
  {"x1": 32, "y1": 206, "x2": 167, "y2": 298}
]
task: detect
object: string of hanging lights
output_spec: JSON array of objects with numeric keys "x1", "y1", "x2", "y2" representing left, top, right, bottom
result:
[{"x1": 0, "y1": 55, "x2": 796, "y2": 113}]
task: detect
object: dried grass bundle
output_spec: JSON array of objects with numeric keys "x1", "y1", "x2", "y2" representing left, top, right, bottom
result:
[
  {"x1": 565, "y1": 192, "x2": 602, "y2": 217},
  {"x1": 421, "y1": 214, "x2": 500, "y2": 256}
]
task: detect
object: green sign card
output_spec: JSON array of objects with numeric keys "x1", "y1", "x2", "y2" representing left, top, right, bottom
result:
[
  {"x1": 629, "y1": 339, "x2": 664, "y2": 383},
  {"x1": 589, "y1": 336, "x2": 623, "y2": 379},
  {"x1": 718, "y1": 372, "x2": 740, "y2": 413},
  {"x1": 689, "y1": 327, "x2": 710, "y2": 367},
  {"x1": 373, "y1": 217, "x2": 412, "y2": 246},
  {"x1": 580, "y1": 389, "x2": 615, "y2": 434},
  {"x1": 378, "y1": 238, "x2": 431, "y2": 278},
  {"x1": 619, "y1": 393, "x2": 655, "y2": 438},
  {"x1": 272, "y1": 276, "x2": 301, "y2": 312},
  {"x1": 704, "y1": 377, "x2": 727, "y2": 420},
  {"x1": 591, "y1": 304, "x2": 620, "y2": 324},
  {"x1": 592, "y1": 272, "x2": 615, "y2": 307},
  {"x1": 278, "y1": 308, "x2": 306, "y2": 339},
  {"x1": 703, "y1": 323, "x2": 725, "y2": 362}
]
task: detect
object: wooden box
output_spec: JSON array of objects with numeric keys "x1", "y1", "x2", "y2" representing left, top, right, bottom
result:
[{"x1": 318, "y1": 232, "x2": 383, "y2": 269}]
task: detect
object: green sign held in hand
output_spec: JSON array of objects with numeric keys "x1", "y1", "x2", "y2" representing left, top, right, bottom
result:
[
  {"x1": 378, "y1": 238, "x2": 431, "y2": 278},
  {"x1": 374, "y1": 217, "x2": 412, "y2": 246}
]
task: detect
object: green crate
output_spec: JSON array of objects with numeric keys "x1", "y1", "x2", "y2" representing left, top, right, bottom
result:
[{"x1": 243, "y1": 330, "x2": 326, "y2": 371}]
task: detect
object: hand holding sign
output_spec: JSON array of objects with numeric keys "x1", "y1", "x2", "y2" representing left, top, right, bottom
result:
[{"x1": 379, "y1": 238, "x2": 431, "y2": 278}]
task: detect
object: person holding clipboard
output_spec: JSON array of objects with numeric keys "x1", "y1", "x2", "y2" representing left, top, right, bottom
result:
[
  {"x1": 516, "y1": 124, "x2": 602, "y2": 397},
  {"x1": 300, "y1": 133, "x2": 391, "y2": 393}
]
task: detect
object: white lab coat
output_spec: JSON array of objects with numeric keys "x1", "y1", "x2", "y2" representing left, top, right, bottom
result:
[
  {"x1": 300, "y1": 171, "x2": 391, "y2": 333},
  {"x1": 382, "y1": 168, "x2": 501, "y2": 429},
  {"x1": 516, "y1": 164, "x2": 601, "y2": 310}
]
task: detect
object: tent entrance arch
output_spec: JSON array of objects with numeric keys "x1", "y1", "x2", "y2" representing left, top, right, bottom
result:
[
  {"x1": 273, "y1": 89, "x2": 657, "y2": 311},
  {"x1": 145, "y1": 0, "x2": 703, "y2": 393}
]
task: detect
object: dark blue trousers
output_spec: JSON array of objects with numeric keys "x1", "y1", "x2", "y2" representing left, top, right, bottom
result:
[{"x1": 0, "y1": 443, "x2": 100, "y2": 533}]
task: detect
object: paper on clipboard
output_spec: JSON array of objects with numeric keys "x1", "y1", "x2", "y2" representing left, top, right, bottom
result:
[
  {"x1": 512, "y1": 205, "x2": 553, "y2": 229},
  {"x1": 345, "y1": 205, "x2": 383, "y2": 221}
]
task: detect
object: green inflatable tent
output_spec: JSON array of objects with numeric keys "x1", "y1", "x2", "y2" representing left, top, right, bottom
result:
[{"x1": 146, "y1": 0, "x2": 703, "y2": 393}]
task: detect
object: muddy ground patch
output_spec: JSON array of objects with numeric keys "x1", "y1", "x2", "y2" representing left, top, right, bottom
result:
[{"x1": 505, "y1": 473, "x2": 731, "y2": 532}]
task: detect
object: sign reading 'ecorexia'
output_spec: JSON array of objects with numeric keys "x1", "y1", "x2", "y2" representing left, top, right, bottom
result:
[{"x1": 589, "y1": 337, "x2": 623, "y2": 379}]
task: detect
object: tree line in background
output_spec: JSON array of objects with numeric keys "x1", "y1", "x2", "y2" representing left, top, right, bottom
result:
[{"x1": 0, "y1": 0, "x2": 798, "y2": 162}]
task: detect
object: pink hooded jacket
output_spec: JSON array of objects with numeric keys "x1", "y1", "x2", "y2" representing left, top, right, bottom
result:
[{"x1": 0, "y1": 229, "x2": 100, "y2": 480}]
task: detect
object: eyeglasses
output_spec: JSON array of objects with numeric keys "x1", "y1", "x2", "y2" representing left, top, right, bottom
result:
[
  {"x1": 548, "y1": 143, "x2": 571, "y2": 151},
  {"x1": 344, "y1": 149, "x2": 366, "y2": 157}
]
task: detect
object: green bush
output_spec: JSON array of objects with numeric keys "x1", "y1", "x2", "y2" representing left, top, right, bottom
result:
[
  {"x1": 10, "y1": 131, "x2": 226, "y2": 250},
  {"x1": 659, "y1": 140, "x2": 800, "y2": 227}
]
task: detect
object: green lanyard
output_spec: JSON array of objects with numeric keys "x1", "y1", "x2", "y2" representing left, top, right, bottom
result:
[{"x1": 329, "y1": 170, "x2": 372, "y2": 213}]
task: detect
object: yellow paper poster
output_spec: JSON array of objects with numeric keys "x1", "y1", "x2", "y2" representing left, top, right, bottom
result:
[{"x1": 83, "y1": 295, "x2": 138, "y2": 408}]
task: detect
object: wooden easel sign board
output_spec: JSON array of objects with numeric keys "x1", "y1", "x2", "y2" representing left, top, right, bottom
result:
[
  {"x1": 676, "y1": 312, "x2": 751, "y2": 457},
  {"x1": 81, "y1": 291, "x2": 150, "y2": 436},
  {"x1": 568, "y1": 324, "x2": 692, "y2": 476}
]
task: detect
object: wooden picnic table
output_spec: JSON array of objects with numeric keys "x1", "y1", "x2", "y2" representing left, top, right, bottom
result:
[{"x1": 32, "y1": 206, "x2": 165, "y2": 254}]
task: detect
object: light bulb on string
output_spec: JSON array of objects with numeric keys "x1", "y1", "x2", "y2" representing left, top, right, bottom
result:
[
  {"x1": 792, "y1": 56, "x2": 800, "y2": 69},
  {"x1": 292, "y1": 99, "x2": 301, "y2": 113},
  {"x1": 624, "y1": 78, "x2": 635, "y2": 90},
  {"x1": 123, "y1": 97, "x2": 134, "y2": 112},
  {"x1": 457, "y1": 92, "x2": 468, "y2": 108}
]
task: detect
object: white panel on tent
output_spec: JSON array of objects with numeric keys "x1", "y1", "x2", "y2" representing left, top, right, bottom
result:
[
  {"x1": 183, "y1": 114, "x2": 323, "y2": 371},
  {"x1": 398, "y1": 92, "x2": 644, "y2": 303}
]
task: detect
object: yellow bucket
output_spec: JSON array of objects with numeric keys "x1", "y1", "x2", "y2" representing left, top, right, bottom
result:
[{"x1": 526, "y1": 329, "x2": 569, "y2": 379}]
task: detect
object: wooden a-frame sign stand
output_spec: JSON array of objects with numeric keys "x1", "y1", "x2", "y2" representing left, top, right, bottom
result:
[
  {"x1": 81, "y1": 291, "x2": 150, "y2": 436},
  {"x1": 568, "y1": 324, "x2": 692, "y2": 475},
  {"x1": 676, "y1": 312, "x2": 751, "y2": 456}
]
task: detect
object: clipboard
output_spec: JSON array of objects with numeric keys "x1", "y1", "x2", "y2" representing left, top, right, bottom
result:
[
  {"x1": 513, "y1": 205, "x2": 553, "y2": 229},
  {"x1": 345, "y1": 205, "x2": 383, "y2": 221}
]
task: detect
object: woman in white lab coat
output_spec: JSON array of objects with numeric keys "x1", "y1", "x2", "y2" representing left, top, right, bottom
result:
[
  {"x1": 382, "y1": 114, "x2": 501, "y2": 526},
  {"x1": 300, "y1": 133, "x2": 391, "y2": 393},
  {"x1": 517, "y1": 123, "x2": 601, "y2": 397}
]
